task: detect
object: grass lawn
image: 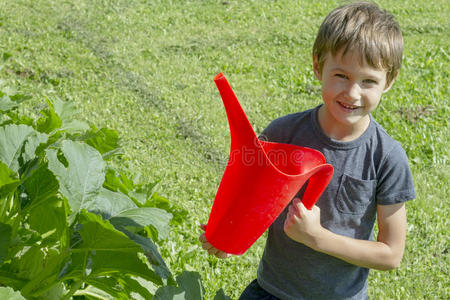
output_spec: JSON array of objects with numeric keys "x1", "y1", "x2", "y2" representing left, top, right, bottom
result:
[{"x1": 0, "y1": 0, "x2": 448, "y2": 298}]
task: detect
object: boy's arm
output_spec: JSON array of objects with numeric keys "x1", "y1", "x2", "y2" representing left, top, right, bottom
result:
[{"x1": 284, "y1": 198, "x2": 406, "y2": 270}]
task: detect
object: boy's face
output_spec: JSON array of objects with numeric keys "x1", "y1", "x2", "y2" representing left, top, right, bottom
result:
[{"x1": 313, "y1": 50, "x2": 394, "y2": 134}]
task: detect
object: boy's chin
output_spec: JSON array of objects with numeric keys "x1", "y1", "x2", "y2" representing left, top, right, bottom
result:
[{"x1": 339, "y1": 115, "x2": 370, "y2": 128}]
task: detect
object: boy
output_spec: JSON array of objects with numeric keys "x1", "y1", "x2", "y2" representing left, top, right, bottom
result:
[{"x1": 200, "y1": 2, "x2": 416, "y2": 299}]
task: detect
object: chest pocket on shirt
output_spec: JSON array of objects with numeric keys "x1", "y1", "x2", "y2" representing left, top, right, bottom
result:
[{"x1": 336, "y1": 174, "x2": 377, "y2": 215}]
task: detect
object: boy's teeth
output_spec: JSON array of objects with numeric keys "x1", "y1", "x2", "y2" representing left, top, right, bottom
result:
[{"x1": 339, "y1": 102, "x2": 358, "y2": 109}]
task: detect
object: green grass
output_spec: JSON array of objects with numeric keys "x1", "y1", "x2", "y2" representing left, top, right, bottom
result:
[{"x1": 0, "y1": 0, "x2": 448, "y2": 298}]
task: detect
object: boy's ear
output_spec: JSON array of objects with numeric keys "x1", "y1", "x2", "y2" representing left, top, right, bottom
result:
[{"x1": 313, "y1": 55, "x2": 322, "y2": 81}]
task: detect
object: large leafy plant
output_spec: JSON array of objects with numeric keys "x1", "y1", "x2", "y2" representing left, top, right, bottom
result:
[{"x1": 0, "y1": 86, "x2": 215, "y2": 299}]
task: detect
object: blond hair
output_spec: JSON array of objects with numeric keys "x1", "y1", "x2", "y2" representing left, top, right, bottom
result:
[{"x1": 313, "y1": 1, "x2": 403, "y2": 85}]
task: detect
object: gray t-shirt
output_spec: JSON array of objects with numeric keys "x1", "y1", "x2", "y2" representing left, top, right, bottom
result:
[{"x1": 256, "y1": 105, "x2": 416, "y2": 300}]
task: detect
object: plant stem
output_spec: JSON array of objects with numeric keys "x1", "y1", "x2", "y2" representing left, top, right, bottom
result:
[{"x1": 0, "y1": 194, "x2": 12, "y2": 222}]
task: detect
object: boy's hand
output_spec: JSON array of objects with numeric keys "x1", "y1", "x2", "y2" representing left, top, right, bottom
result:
[
  {"x1": 283, "y1": 198, "x2": 326, "y2": 248},
  {"x1": 199, "y1": 224, "x2": 231, "y2": 259}
]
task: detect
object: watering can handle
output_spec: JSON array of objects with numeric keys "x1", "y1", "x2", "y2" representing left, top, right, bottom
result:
[{"x1": 301, "y1": 164, "x2": 334, "y2": 210}]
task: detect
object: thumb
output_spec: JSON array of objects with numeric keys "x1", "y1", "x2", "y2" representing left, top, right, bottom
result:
[
  {"x1": 200, "y1": 224, "x2": 207, "y2": 231},
  {"x1": 297, "y1": 200, "x2": 308, "y2": 216},
  {"x1": 312, "y1": 204, "x2": 321, "y2": 213}
]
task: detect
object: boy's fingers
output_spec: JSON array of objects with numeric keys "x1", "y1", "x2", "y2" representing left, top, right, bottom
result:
[
  {"x1": 199, "y1": 233, "x2": 207, "y2": 243},
  {"x1": 297, "y1": 201, "x2": 307, "y2": 216},
  {"x1": 199, "y1": 224, "x2": 206, "y2": 231},
  {"x1": 285, "y1": 208, "x2": 296, "y2": 227},
  {"x1": 287, "y1": 205, "x2": 296, "y2": 220},
  {"x1": 200, "y1": 232, "x2": 227, "y2": 257},
  {"x1": 199, "y1": 234, "x2": 213, "y2": 250},
  {"x1": 216, "y1": 251, "x2": 230, "y2": 259},
  {"x1": 289, "y1": 201, "x2": 300, "y2": 218},
  {"x1": 288, "y1": 204, "x2": 294, "y2": 215},
  {"x1": 201, "y1": 241, "x2": 213, "y2": 250},
  {"x1": 284, "y1": 218, "x2": 293, "y2": 230},
  {"x1": 208, "y1": 247, "x2": 218, "y2": 255},
  {"x1": 312, "y1": 205, "x2": 320, "y2": 213}
]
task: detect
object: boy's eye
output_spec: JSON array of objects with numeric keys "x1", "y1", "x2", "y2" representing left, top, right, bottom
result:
[
  {"x1": 335, "y1": 73, "x2": 348, "y2": 79},
  {"x1": 363, "y1": 79, "x2": 378, "y2": 85}
]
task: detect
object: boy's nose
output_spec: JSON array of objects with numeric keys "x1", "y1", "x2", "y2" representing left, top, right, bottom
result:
[{"x1": 344, "y1": 82, "x2": 361, "y2": 101}]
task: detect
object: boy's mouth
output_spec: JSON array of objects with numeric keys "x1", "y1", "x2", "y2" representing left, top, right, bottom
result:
[{"x1": 337, "y1": 101, "x2": 361, "y2": 110}]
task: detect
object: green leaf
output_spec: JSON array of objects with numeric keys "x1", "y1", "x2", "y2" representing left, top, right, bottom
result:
[
  {"x1": 12, "y1": 246, "x2": 46, "y2": 279},
  {"x1": 83, "y1": 277, "x2": 128, "y2": 299},
  {"x1": 0, "y1": 270, "x2": 27, "y2": 289},
  {"x1": 74, "y1": 285, "x2": 118, "y2": 299},
  {"x1": 50, "y1": 97, "x2": 78, "y2": 124},
  {"x1": 154, "y1": 286, "x2": 185, "y2": 300},
  {"x1": 89, "y1": 188, "x2": 136, "y2": 219},
  {"x1": 38, "y1": 283, "x2": 65, "y2": 300},
  {"x1": 0, "y1": 161, "x2": 19, "y2": 199},
  {"x1": 0, "y1": 124, "x2": 35, "y2": 172},
  {"x1": 49, "y1": 97, "x2": 89, "y2": 133},
  {"x1": 46, "y1": 140, "x2": 105, "y2": 216},
  {"x1": 128, "y1": 181, "x2": 159, "y2": 206},
  {"x1": 118, "y1": 229, "x2": 171, "y2": 281},
  {"x1": 36, "y1": 107, "x2": 62, "y2": 134},
  {"x1": 154, "y1": 271, "x2": 205, "y2": 300},
  {"x1": 1, "y1": 111, "x2": 34, "y2": 127},
  {"x1": 117, "y1": 276, "x2": 154, "y2": 300},
  {"x1": 61, "y1": 120, "x2": 90, "y2": 134},
  {"x1": 74, "y1": 211, "x2": 141, "y2": 256},
  {"x1": 83, "y1": 127, "x2": 123, "y2": 159},
  {"x1": 175, "y1": 271, "x2": 204, "y2": 300},
  {"x1": 109, "y1": 207, "x2": 172, "y2": 239},
  {"x1": 23, "y1": 131, "x2": 49, "y2": 163},
  {"x1": 84, "y1": 275, "x2": 156, "y2": 300},
  {"x1": 0, "y1": 95, "x2": 19, "y2": 112},
  {"x1": 103, "y1": 168, "x2": 135, "y2": 195},
  {"x1": 0, "y1": 93, "x2": 29, "y2": 113},
  {"x1": 0, "y1": 222, "x2": 12, "y2": 263},
  {"x1": 0, "y1": 287, "x2": 26, "y2": 300},
  {"x1": 27, "y1": 196, "x2": 68, "y2": 247},
  {"x1": 146, "y1": 192, "x2": 188, "y2": 226},
  {"x1": 18, "y1": 247, "x2": 69, "y2": 297},
  {"x1": 21, "y1": 163, "x2": 59, "y2": 211},
  {"x1": 214, "y1": 288, "x2": 231, "y2": 300},
  {"x1": 8, "y1": 245, "x2": 68, "y2": 298},
  {"x1": 63, "y1": 211, "x2": 163, "y2": 285},
  {"x1": 34, "y1": 131, "x2": 62, "y2": 158}
]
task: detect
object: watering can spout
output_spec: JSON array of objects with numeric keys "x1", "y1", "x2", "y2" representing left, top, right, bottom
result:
[
  {"x1": 205, "y1": 73, "x2": 334, "y2": 255},
  {"x1": 214, "y1": 72, "x2": 256, "y2": 144}
]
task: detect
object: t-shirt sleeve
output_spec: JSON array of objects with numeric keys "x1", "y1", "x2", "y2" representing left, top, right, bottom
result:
[
  {"x1": 258, "y1": 125, "x2": 272, "y2": 142},
  {"x1": 257, "y1": 116, "x2": 289, "y2": 143},
  {"x1": 258, "y1": 120, "x2": 278, "y2": 142},
  {"x1": 376, "y1": 142, "x2": 416, "y2": 205}
]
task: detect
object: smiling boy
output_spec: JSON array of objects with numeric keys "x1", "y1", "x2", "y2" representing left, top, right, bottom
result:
[{"x1": 200, "y1": 2, "x2": 416, "y2": 299}]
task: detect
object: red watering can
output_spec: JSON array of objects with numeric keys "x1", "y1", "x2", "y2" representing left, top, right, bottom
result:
[{"x1": 205, "y1": 73, "x2": 334, "y2": 255}]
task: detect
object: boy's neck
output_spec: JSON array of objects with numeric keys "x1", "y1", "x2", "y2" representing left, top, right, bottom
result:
[{"x1": 317, "y1": 105, "x2": 371, "y2": 142}]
